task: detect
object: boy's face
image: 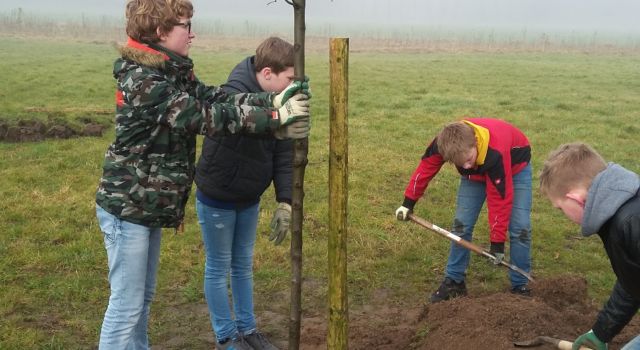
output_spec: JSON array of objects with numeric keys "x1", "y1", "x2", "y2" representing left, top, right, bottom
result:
[
  {"x1": 158, "y1": 16, "x2": 195, "y2": 57},
  {"x1": 455, "y1": 147, "x2": 478, "y2": 169},
  {"x1": 549, "y1": 190, "x2": 587, "y2": 225},
  {"x1": 259, "y1": 66, "x2": 295, "y2": 93}
]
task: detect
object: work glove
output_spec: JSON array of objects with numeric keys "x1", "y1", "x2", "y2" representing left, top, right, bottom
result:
[
  {"x1": 489, "y1": 242, "x2": 505, "y2": 265},
  {"x1": 274, "y1": 117, "x2": 310, "y2": 140},
  {"x1": 269, "y1": 202, "x2": 292, "y2": 245},
  {"x1": 277, "y1": 93, "x2": 310, "y2": 126},
  {"x1": 395, "y1": 206, "x2": 411, "y2": 221},
  {"x1": 273, "y1": 78, "x2": 309, "y2": 108},
  {"x1": 301, "y1": 76, "x2": 312, "y2": 99},
  {"x1": 573, "y1": 330, "x2": 607, "y2": 350}
]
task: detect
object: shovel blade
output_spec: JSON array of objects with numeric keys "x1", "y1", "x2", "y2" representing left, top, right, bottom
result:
[{"x1": 514, "y1": 336, "x2": 559, "y2": 347}]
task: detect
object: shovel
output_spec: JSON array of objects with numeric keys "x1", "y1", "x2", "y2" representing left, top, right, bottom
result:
[
  {"x1": 408, "y1": 213, "x2": 534, "y2": 282},
  {"x1": 514, "y1": 336, "x2": 593, "y2": 349}
]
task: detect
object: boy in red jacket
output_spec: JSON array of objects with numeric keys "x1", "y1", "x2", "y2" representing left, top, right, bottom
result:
[{"x1": 396, "y1": 118, "x2": 532, "y2": 303}]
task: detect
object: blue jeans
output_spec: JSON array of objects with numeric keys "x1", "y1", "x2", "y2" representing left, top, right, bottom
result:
[
  {"x1": 196, "y1": 199, "x2": 259, "y2": 342},
  {"x1": 96, "y1": 205, "x2": 162, "y2": 350},
  {"x1": 444, "y1": 163, "x2": 532, "y2": 288},
  {"x1": 622, "y1": 335, "x2": 640, "y2": 350}
]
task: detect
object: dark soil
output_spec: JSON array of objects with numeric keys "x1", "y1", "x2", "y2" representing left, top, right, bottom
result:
[
  {"x1": 155, "y1": 274, "x2": 639, "y2": 349},
  {"x1": 293, "y1": 275, "x2": 639, "y2": 350},
  {"x1": 0, "y1": 118, "x2": 107, "y2": 142}
]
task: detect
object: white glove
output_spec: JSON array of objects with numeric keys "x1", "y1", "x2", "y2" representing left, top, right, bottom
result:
[
  {"x1": 273, "y1": 80, "x2": 304, "y2": 109},
  {"x1": 270, "y1": 202, "x2": 292, "y2": 245},
  {"x1": 274, "y1": 117, "x2": 310, "y2": 140},
  {"x1": 395, "y1": 206, "x2": 411, "y2": 221},
  {"x1": 278, "y1": 93, "x2": 310, "y2": 126}
]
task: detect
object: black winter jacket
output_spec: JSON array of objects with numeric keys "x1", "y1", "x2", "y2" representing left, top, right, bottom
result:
[
  {"x1": 581, "y1": 163, "x2": 640, "y2": 342},
  {"x1": 194, "y1": 56, "x2": 293, "y2": 205}
]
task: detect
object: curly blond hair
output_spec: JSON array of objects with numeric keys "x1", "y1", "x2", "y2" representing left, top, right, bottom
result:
[{"x1": 125, "y1": 0, "x2": 193, "y2": 43}]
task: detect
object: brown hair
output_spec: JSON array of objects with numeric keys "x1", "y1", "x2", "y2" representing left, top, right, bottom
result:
[
  {"x1": 125, "y1": 0, "x2": 193, "y2": 43},
  {"x1": 539, "y1": 142, "x2": 607, "y2": 199},
  {"x1": 254, "y1": 37, "x2": 294, "y2": 74},
  {"x1": 436, "y1": 121, "x2": 477, "y2": 164}
]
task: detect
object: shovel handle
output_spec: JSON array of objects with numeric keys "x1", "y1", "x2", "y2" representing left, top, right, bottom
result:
[
  {"x1": 515, "y1": 336, "x2": 594, "y2": 350},
  {"x1": 408, "y1": 214, "x2": 485, "y2": 255},
  {"x1": 558, "y1": 340, "x2": 593, "y2": 350},
  {"x1": 407, "y1": 213, "x2": 534, "y2": 282}
]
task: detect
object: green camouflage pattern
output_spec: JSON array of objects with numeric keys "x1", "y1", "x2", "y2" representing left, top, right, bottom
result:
[{"x1": 96, "y1": 40, "x2": 281, "y2": 228}]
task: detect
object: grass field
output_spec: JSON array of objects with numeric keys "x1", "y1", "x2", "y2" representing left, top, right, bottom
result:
[{"x1": 1, "y1": 35, "x2": 639, "y2": 348}]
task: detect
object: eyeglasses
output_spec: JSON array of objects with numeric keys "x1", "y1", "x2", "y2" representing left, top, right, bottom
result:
[{"x1": 174, "y1": 21, "x2": 191, "y2": 33}]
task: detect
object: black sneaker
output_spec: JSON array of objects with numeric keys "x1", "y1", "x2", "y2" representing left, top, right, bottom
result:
[
  {"x1": 430, "y1": 277, "x2": 467, "y2": 303},
  {"x1": 216, "y1": 336, "x2": 254, "y2": 350},
  {"x1": 511, "y1": 285, "x2": 532, "y2": 297},
  {"x1": 244, "y1": 331, "x2": 278, "y2": 350}
]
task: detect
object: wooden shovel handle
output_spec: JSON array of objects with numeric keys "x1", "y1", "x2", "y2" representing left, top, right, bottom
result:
[
  {"x1": 408, "y1": 214, "x2": 485, "y2": 255},
  {"x1": 557, "y1": 340, "x2": 593, "y2": 350}
]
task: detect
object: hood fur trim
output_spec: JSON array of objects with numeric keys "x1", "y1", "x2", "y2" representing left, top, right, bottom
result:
[{"x1": 117, "y1": 37, "x2": 167, "y2": 69}]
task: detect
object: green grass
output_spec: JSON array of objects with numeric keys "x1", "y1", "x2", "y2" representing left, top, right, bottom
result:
[{"x1": 1, "y1": 36, "x2": 639, "y2": 348}]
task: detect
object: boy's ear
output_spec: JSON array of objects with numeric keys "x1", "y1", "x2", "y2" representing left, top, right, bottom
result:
[
  {"x1": 156, "y1": 27, "x2": 166, "y2": 41},
  {"x1": 566, "y1": 190, "x2": 587, "y2": 208},
  {"x1": 260, "y1": 67, "x2": 273, "y2": 80}
]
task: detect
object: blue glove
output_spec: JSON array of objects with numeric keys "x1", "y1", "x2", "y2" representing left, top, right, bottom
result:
[{"x1": 573, "y1": 330, "x2": 607, "y2": 350}]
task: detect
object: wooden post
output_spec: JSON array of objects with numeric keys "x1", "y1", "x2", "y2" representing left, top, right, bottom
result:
[
  {"x1": 289, "y1": 0, "x2": 306, "y2": 349},
  {"x1": 328, "y1": 37, "x2": 349, "y2": 350}
]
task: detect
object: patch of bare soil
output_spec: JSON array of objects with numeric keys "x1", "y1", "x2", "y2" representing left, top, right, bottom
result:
[
  {"x1": 0, "y1": 118, "x2": 107, "y2": 143},
  {"x1": 297, "y1": 275, "x2": 639, "y2": 350},
  {"x1": 156, "y1": 276, "x2": 639, "y2": 349}
]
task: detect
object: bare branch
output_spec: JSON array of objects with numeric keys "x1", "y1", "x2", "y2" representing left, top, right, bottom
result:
[{"x1": 266, "y1": 0, "x2": 295, "y2": 6}]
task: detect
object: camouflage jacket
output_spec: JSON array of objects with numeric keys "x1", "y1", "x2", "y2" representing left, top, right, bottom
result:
[{"x1": 96, "y1": 38, "x2": 280, "y2": 228}]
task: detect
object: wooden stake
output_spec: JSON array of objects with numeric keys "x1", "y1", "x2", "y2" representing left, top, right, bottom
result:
[{"x1": 327, "y1": 37, "x2": 349, "y2": 350}]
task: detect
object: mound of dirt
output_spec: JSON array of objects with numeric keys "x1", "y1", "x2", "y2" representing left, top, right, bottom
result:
[
  {"x1": 0, "y1": 118, "x2": 107, "y2": 142},
  {"x1": 296, "y1": 275, "x2": 640, "y2": 350}
]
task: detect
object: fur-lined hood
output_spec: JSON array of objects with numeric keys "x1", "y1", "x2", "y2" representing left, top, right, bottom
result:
[{"x1": 116, "y1": 37, "x2": 169, "y2": 69}]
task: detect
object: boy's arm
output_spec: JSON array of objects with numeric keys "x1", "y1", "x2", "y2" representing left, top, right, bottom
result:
[
  {"x1": 591, "y1": 280, "x2": 640, "y2": 343},
  {"x1": 120, "y1": 70, "x2": 280, "y2": 136},
  {"x1": 484, "y1": 152, "x2": 513, "y2": 244},
  {"x1": 402, "y1": 139, "x2": 444, "y2": 210},
  {"x1": 272, "y1": 139, "x2": 294, "y2": 204}
]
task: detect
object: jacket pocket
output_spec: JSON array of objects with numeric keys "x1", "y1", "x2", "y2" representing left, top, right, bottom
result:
[{"x1": 142, "y1": 160, "x2": 191, "y2": 219}]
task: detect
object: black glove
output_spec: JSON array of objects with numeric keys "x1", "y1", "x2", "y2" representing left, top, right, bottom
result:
[{"x1": 489, "y1": 242, "x2": 505, "y2": 265}]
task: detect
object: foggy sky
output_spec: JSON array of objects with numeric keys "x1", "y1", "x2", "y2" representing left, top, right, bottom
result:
[{"x1": 2, "y1": 0, "x2": 639, "y2": 34}]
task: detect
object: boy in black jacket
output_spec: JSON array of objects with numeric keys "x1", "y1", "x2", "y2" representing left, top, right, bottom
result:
[
  {"x1": 540, "y1": 142, "x2": 640, "y2": 350},
  {"x1": 194, "y1": 37, "x2": 308, "y2": 350}
]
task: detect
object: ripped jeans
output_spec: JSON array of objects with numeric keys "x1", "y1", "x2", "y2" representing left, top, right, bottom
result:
[
  {"x1": 444, "y1": 163, "x2": 532, "y2": 288},
  {"x1": 195, "y1": 199, "x2": 259, "y2": 342}
]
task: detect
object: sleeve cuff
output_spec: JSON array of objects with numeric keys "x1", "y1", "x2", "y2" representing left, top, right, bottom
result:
[
  {"x1": 402, "y1": 197, "x2": 417, "y2": 210},
  {"x1": 490, "y1": 242, "x2": 505, "y2": 253}
]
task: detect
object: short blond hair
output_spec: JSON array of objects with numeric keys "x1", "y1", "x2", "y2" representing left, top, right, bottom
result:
[
  {"x1": 539, "y1": 142, "x2": 607, "y2": 199},
  {"x1": 436, "y1": 121, "x2": 476, "y2": 163},
  {"x1": 125, "y1": 0, "x2": 193, "y2": 43}
]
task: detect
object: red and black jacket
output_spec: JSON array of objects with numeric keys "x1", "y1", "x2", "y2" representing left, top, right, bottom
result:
[{"x1": 402, "y1": 118, "x2": 531, "y2": 243}]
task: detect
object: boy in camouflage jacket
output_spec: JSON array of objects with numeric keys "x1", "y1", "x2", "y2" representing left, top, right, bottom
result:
[{"x1": 94, "y1": 1, "x2": 310, "y2": 348}]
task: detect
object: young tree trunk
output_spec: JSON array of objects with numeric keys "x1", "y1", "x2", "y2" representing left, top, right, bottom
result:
[{"x1": 289, "y1": 1, "x2": 306, "y2": 349}]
